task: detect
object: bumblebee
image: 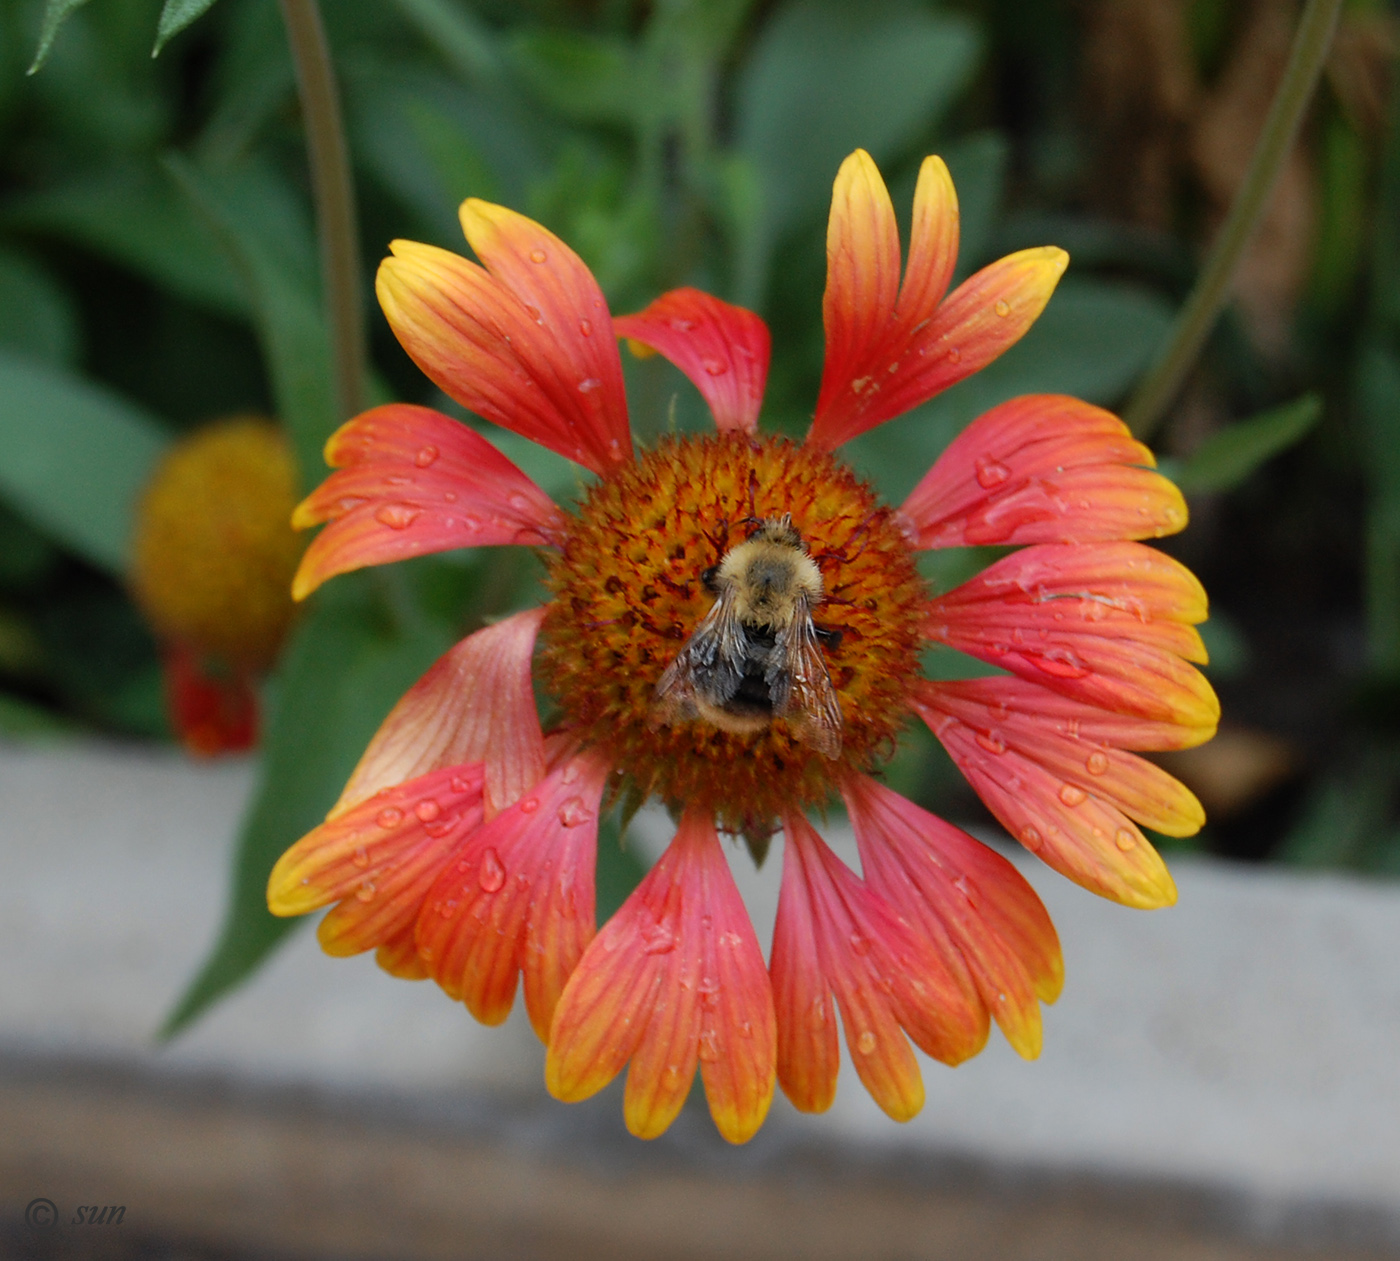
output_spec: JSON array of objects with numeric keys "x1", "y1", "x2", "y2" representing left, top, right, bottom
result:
[{"x1": 652, "y1": 516, "x2": 843, "y2": 758}]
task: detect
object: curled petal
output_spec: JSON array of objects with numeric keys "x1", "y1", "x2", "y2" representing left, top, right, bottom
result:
[
  {"x1": 546, "y1": 808, "x2": 776, "y2": 1144},
  {"x1": 914, "y1": 678, "x2": 1207, "y2": 836},
  {"x1": 291, "y1": 405, "x2": 564, "y2": 599},
  {"x1": 927, "y1": 543, "x2": 1219, "y2": 729},
  {"x1": 810, "y1": 148, "x2": 1066, "y2": 450},
  {"x1": 336, "y1": 607, "x2": 547, "y2": 818},
  {"x1": 614, "y1": 289, "x2": 771, "y2": 434},
  {"x1": 267, "y1": 764, "x2": 486, "y2": 955},
  {"x1": 901, "y1": 395, "x2": 1188, "y2": 549},
  {"x1": 415, "y1": 751, "x2": 609, "y2": 1039},
  {"x1": 841, "y1": 775, "x2": 1061, "y2": 1060},
  {"x1": 772, "y1": 812, "x2": 986, "y2": 1122},
  {"x1": 376, "y1": 210, "x2": 630, "y2": 475}
]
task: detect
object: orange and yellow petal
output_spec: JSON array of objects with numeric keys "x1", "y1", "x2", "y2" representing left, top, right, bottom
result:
[
  {"x1": 546, "y1": 808, "x2": 776, "y2": 1144},
  {"x1": 772, "y1": 812, "x2": 987, "y2": 1122},
  {"x1": 614, "y1": 288, "x2": 771, "y2": 434},
  {"x1": 841, "y1": 774, "x2": 1062, "y2": 1060},
  {"x1": 290, "y1": 404, "x2": 563, "y2": 600},
  {"x1": 926, "y1": 542, "x2": 1219, "y2": 730},
  {"x1": 376, "y1": 219, "x2": 630, "y2": 475},
  {"x1": 901, "y1": 395, "x2": 1188, "y2": 549},
  {"x1": 267, "y1": 763, "x2": 486, "y2": 954},
  {"x1": 810, "y1": 147, "x2": 1067, "y2": 450},
  {"x1": 414, "y1": 750, "x2": 609, "y2": 1038},
  {"x1": 334, "y1": 607, "x2": 547, "y2": 818}
]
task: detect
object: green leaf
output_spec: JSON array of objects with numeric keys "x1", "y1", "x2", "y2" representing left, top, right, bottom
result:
[
  {"x1": 734, "y1": 0, "x2": 980, "y2": 304},
  {"x1": 1174, "y1": 394, "x2": 1322, "y2": 494},
  {"x1": 509, "y1": 30, "x2": 638, "y2": 126},
  {"x1": 844, "y1": 278, "x2": 1175, "y2": 503},
  {"x1": 0, "y1": 349, "x2": 171, "y2": 574},
  {"x1": 27, "y1": 0, "x2": 91, "y2": 74},
  {"x1": 163, "y1": 154, "x2": 337, "y2": 484},
  {"x1": 0, "y1": 249, "x2": 80, "y2": 366},
  {"x1": 0, "y1": 691, "x2": 73, "y2": 740},
  {"x1": 388, "y1": 0, "x2": 503, "y2": 86},
  {"x1": 161, "y1": 578, "x2": 457, "y2": 1037},
  {"x1": 153, "y1": 0, "x2": 221, "y2": 56}
]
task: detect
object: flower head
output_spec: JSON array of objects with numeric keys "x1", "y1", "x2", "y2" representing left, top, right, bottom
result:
[{"x1": 268, "y1": 150, "x2": 1217, "y2": 1142}]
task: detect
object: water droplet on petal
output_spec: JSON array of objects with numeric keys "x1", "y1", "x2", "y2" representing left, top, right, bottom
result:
[
  {"x1": 352, "y1": 846, "x2": 370, "y2": 869},
  {"x1": 478, "y1": 847, "x2": 506, "y2": 892},
  {"x1": 519, "y1": 797, "x2": 540, "y2": 815},
  {"x1": 416, "y1": 799, "x2": 441, "y2": 822},
  {"x1": 414, "y1": 445, "x2": 439, "y2": 468},
  {"x1": 808, "y1": 997, "x2": 828, "y2": 1030},
  {"x1": 524, "y1": 303, "x2": 543, "y2": 324},
  {"x1": 976, "y1": 731, "x2": 1007, "y2": 755},
  {"x1": 577, "y1": 318, "x2": 593, "y2": 337},
  {"x1": 577, "y1": 378, "x2": 601, "y2": 394},
  {"x1": 669, "y1": 317, "x2": 696, "y2": 332},
  {"x1": 443, "y1": 491, "x2": 458, "y2": 503},
  {"x1": 975, "y1": 456, "x2": 1011, "y2": 489},
  {"x1": 849, "y1": 932, "x2": 871, "y2": 956},
  {"x1": 375, "y1": 503, "x2": 420, "y2": 530},
  {"x1": 856, "y1": 1030, "x2": 877, "y2": 1055},
  {"x1": 1020, "y1": 825, "x2": 1043, "y2": 850},
  {"x1": 947, "y1": 346, "x2": 961, "y2": 364},
  {"x1": 355, "y1": 878, "x2": 376, "y2": 902},
  {"x1": 508, "y1": 492, "x2": 531, "y2": 513},
  {"x1": 557, "y1": 796, "x2": 593, "y2": 828},
  {"x1": 698, "y1": 1030, "x2": 720, "y2": 1062},
  {"x1": 701, "y1": 358, "x2": 728, "y2": 377},
  {"x1": 1059, "y1": 784, "x2": 1087, "y2": 806},
  {"x1": 1115, "y1": 828, "x2": 1137, "y2": 851},
  {"x1": 450, "y1": 775, "x2": 472, "y2": 794},
  {"x1": 560, "y1": 762, "x2": 580, "y2": 785},
  {"x1": 738, "y1": 1020, "x2": 753, "y2": 1039},
  {"x1": 696, "y1": 976, "x2": 719, "y2": 1006},
  {"x1": 377, "y1": 807, "x2": 403, "y2": 829},
  {"x1": 643, "y1": 924, "x2": 676, "y2": 955},
  {"x1": 529, "y1": 248, "x2": 547, "y2": 263},
  {"x1": 459, "y1": 513, "x2": 483, "y2": 532},
  {"x1": 994, "y1": 299, "x2": 1011, "y2": 317}
]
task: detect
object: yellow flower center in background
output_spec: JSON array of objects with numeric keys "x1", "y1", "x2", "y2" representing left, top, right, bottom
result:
[
  {"x1": 539, "y1": 433, "x2": 927, "y2": 831},
  {"x1": 130, "y1": 417, "x2": 303, "y2": 671}
]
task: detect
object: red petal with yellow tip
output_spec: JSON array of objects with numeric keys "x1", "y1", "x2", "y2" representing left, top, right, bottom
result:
[
  {"x1": 335, "y1": 608, "x2": 547, "y2": 818},
  {"x1": 901, "y1": 395, "x2": 1188, "y2": 549},
  {"x1": 809, "y1": 151, "x2": 1066, "y2": 450},
  {"x1": 842, "y1": 775, "x2": 1062, "y2": 1060},
  {"x1": 414, "y1": 751, "x2": 608, "y2": 1038},
  {"x1": 614, "y1": 288, "x2": 771, "y2": 434},
  {"x1": 772, "y1": 813, "x2": 987, "y2": 1123},
  {"x1": 291, "y1": 405, "x2": 563, "y2": 600},
  {"x1": 376, "y1": 220, "x2": 630, "y2": 475},
  {"x1": 545, "y1": 809, "x2": 776, "y2": 1144},
  {"x1": 927, "y1": 543, "x2": 1219, "y2": 729},
  {"x1": 915, "y1": 678, "x2": 1207, "y2": 836},
  {"x1": 267, "y1": 763, "x2": 486, "y2": 953}
]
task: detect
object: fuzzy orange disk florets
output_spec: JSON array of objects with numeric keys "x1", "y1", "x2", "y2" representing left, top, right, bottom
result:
[{"x1": 539, "y1": 433, "x2": 927, "y2": 830}]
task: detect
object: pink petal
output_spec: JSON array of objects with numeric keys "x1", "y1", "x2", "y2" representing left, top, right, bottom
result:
[
  {"x1": 335, "y1": 607, "x2": 547, "y2": 818},
  {"x1": 901, "y1": 395, "x2": 1188, "y2": 548},
  {"x1": 291, "y1": 404, "x2": 564, "y2": 599},
  {"x1": 614, "y1": 288, "x2": 771, "y2": 434}
]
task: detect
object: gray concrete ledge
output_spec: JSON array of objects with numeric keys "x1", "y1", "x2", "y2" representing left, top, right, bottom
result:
[{"x1": 2, "y1": 742, "x2": 1398, "y2": 1257}]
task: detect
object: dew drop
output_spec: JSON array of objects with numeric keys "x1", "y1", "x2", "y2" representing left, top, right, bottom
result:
[
  {"x1": 994, "y1": 299, "x2": 1011, "y2": 317},
  {"x1": 975, "y1": 731, "x2": 1007, "y2": 755},
  {"x1": 1059, "y1": 784, "x2": 1087, "y2": 807},
  {"x1": 578, "y1": 318, "x2": 593, "y2": 337},
  {"x1": 508, "y1": 492, "x2": 532, "y2": 513},
  {"x1": 519, "y1": 797, "x2": 540, "y2": 815},
  {"x1": 1115, "y1": 828, "x2": 1137, "y2": 851},
  {"x1": 423, "y1": 816, "x2": 456, "y2": 838},
  {"x1": 459, "y1": 513, "x2": 483, "y2": 532},
  {"x1": 698, "y1": 1030, "x2": 720, "y2": 1062},
  {"x1": 478, "y1": 847, "x2": 506, "y2": 892},
  {"x1": 643, "y1": 925, "x2": 676, "y2": 955},
  {"x1": 524, "y1": 303, "x2": 543, "y2": 324},
  {"x1": 701, "y1": 358, "x2": 728, "y2": 377},
  {"x1": 849, "y1": 932, "x2": 872, "y2": 957},
  {"x1": 335, "y1": 495, "x2": 368, "y2": 514},
  {"x1": 975, "y1": 456, "x2": 1011, "y2": 489},
  {"x1": 738, "y1": 1020, "x2": 754, "y2": 1039},
  {"x1": 1086, "y1": 751, "x2": 1109, "y2": 776},
  {"x1": 1020, "y1": 825, "x2": 1043, "y2": 850},
  {"x1": 560, "y1": 762, "x2": 580, "y2": 785},
  {"x1": 450, "y1": 775, "x2": 473, "y2": 794},
  {"x1": 443, "y1": 491, "x2": 458, "y2": 503},
  {"x1": 529, "y1": 248, "x2": 547, "y2": 263},
  {"x1": 352, "y1": 846, "x2": 370, "y2": 869},
  {"x1": 415, "y1": 798, "x2": 441, "y2": 823},
  {"x1": 856, "y1": 1030, "x2": 877, "y2": 1055},
  {"x1": 375, "y1": 503, "x2": 420, "y2": 530},
  {"x1": 557, "y1": 796, "x2": 593, "y2": 828},
  {"x1": 669, "y1": 317, "x2": 696, "y2": 331},
  {"x1": 414, "y1": 445, "x2": 440, "y2": 468},
  {"x1": 376, "y1": 807, "x2": 403, "y2": 829},
  {"x1": 808, "y1": 997, "x2": 828, "y2": 1030},
  {"x1": 438, "y1": 898, "x2": 457, "y2": 918},
  {"x1": 947, "y1": 346, "x2": 961, "y2": 364},
  {"x1": 697, "y1": 976, "x2": 719, "y2": 1006},
  {"x1": 577, "y1": 377, "x2": 601, "y2": 394},
  {"x1": 355, "y1": 878, "x2": 376, "y2": 902}
]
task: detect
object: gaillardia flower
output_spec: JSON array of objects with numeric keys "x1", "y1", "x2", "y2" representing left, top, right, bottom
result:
[{"x1": 268, "y1": 150, "x2": 1217, "y2": 1143}]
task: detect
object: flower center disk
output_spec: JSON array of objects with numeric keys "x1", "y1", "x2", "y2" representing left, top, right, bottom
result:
[{"x1": 540, "y1": 433, "x2": 927, "y2": 830}]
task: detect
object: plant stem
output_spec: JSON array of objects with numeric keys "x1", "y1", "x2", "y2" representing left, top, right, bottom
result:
[
  {"x1": 1122, "y1": 0, "x2": 1344, "y2": 440},
  {"x1": 278, "y1": 0, "x2": 366, "y2": 422}
]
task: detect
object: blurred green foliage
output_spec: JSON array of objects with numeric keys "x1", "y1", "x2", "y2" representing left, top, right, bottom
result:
[{"x1": 0, "y1": 0, "x2": 1393, "y2": 1023}]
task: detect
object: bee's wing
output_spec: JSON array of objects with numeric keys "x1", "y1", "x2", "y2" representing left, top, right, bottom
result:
[
  {"x1": 771, "y1": 596, "x2": 843, "y2": 758},
  {"x1": 651, "y1": 589, "x2": 749, "y2": 725}
]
